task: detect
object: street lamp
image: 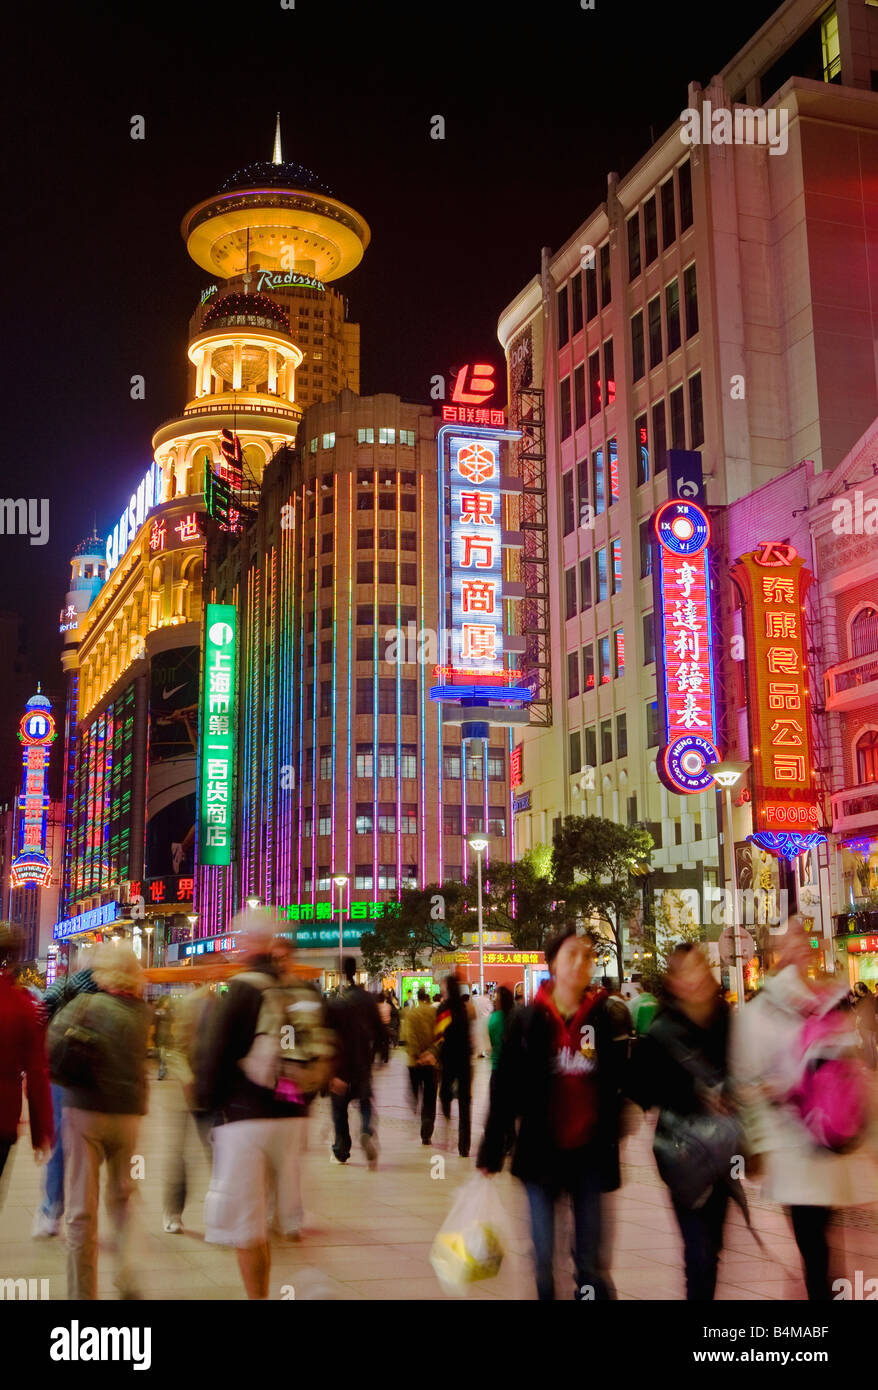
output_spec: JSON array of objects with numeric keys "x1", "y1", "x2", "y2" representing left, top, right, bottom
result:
[
  {"x1": 246, "y1": 896, "x2": 260, "y2": 910},
  {"x1": 144, "y1": 924, "x2": 154, "y2": 970},
  {"x1": 468, "y1": 835, "x2": 489, "y2": 994},
  {"x1": 187, "y1": 913, "x2": 198, "y2": 943},
  {"x1": 707, "y1": 759, "x2": 751, "y2": 1008},
  {"x1": 333, "y1": 874, "x2": 349, "y2": 986}
]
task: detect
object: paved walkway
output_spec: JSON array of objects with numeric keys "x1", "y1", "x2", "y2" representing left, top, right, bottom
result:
[{"x1": 2, "y1": 1050, "x2": 878, "y2": 1300}]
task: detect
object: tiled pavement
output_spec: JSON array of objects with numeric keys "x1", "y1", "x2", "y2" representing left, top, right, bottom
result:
[{"x1": 2, "y1": 1050, "x2": 878, "y2": 1300}]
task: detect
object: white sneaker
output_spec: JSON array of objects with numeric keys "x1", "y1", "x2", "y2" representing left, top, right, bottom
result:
[
  {"x1": 162, "y1": 1216, "x2": 183, "y2": 1234},
  {"x1": 32, "y1": 1210, "x2": 60, "y2": 1239}
]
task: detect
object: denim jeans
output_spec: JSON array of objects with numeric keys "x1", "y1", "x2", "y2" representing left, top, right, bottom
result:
[
  {"x1": 39, "y1": 1084, "x2": 66, "y2": 1219},
  {"x1": 331, "y1": 1083, "x2": 374, "y2": 1162},
  {"x1": 671, "y1": 1182, "x2": 730, "y2": 1300},
  {"x1": 524, "y1": 1159, "x2": 613, "y2": 1301}
]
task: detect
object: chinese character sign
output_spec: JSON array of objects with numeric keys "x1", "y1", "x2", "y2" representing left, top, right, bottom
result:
[
  {"x1": 651, "y1": 501, "x2": 720, "y2": 793},
  {"x1": 449, "y1": 436, "x2": 504, "y2": 672},
  {"x1": 11, "y1": 702, "x2": 56, "y2": 888},
  {"x1": 731, "y1": 545, "x2": 819, "y2": 833},
  {"x1": 199, "y1": 605, "x2": 237, "y2": 867}
]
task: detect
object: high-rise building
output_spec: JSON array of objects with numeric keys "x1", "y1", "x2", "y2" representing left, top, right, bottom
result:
[
  {"x1": 199, "y1": 390, "x2": 516, "y2": 980},
  {"x1": 501, "y1": 0, "x2": 878, "y2": 960}
]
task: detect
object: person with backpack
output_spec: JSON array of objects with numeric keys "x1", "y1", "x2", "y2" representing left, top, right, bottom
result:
[
  {"x1": 435, "y1": 973, "x2": 474, "y2": 1158},
  {"x1": 732, "y1": 919, "x2": 878, "y2": 1300},
  {"x1": 47, "y1": 942, "x2": 149, "y2": 1300},
  {"x1": 629, "y1": 943, "x2": 740, "y2": 1301},
  {"x1": 0, "y1": 925, "x2": 53, "y2": 1202},
  {"x1": 325, "y1": 957, "x2": 384, "y2": 1167},
  {"x1": 197, "y1": 911, "x2": 334, "y2": 1297}
]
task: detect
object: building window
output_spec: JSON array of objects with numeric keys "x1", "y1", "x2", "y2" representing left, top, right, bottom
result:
[
  {"x1": 580, "y1": 558, "x2": 592, "y2": 610},
  {"x1": 378, "y1": 744, "x2": 395, "y2": 778},
  {"x1": 678, "y1": 159, "x2": 693, "y2": 230},
  {"x1": 592, "y1": 447, "x2": 605, "y2": 515},
  {"x1": 569, "y1": 731, "x2": 582, "y2": 775},
  {"x1": 443, "y1": 751, "x2": 461, "y2": 779},
  {"x1": 571, "y1": 271, "x2": 583, "y2": 336},
  {"x1": 400, "y1": 745, "x2": 417, "y2": 779},
  {"x1": 565, "y1": 567, "x2": 578, "y2": 620},
  {"x1": 689, "y1": 373, "x2": 704, "y2": 448},
  {"x1": 582, "y1": 643, "x2": 595, "y2": 691},
  {"x1": 616, "y1": 712, "x2": 628, "y2": 758},
  {"x1": 599, "y1": 242, "x2": 611, "y2": 307},
  {"x1": 355, "y1": 803, "x2": 372, "y2": 835},
  {"x1": 670, "y1": 385, "x2": 685, "y2": 448},
  {"x1": 603, "y1": 339, "x2": 615, "y2": 407},
  {"x1": 574, "y1": 364, "x2": 586, "y2": 430},
  {"x1": 557, "y1": 284, "x2": 571, "y2": 349},
  {"x1": 321, "y1": 564, "x2": 333, "y2": 589},
  {"x1": 357, "y1": 427, "x2": 375, "y2": 443},
  {"x1": 595, "y1": 548, "x2": 608, "y2": 602},
  {"x1": 563, "y1": 471, "x2": 576, "y2": 536},
  {"x1": 320, "y1": 639, "x2": 332, "y2": 664},
  {"x1": 822, "y1": 4, "x2": 841, "y2": 82},
  {"x1": 635, "y1": 412, "x2": 649, "y2": 486},
  {"x1": 355, "y1": 865, "x2": 373, "y2": 891},
  {"x1": 599, "y1": 636, "x2": 611, "y2": 685},
  {"x1": 614, "y1": 627, "x2": 625, "y2": 679},
  {"x1": 577, "y1": 457, "x2": 589, "y2": 520},
  {"x1": 319, "y1": 681, "x2": 332, "y2": 717},
  {"x1": 611, "y1": 538, "x2": 622, "y2": 594},
  {"x1": 560, "y1": 376, "x2": 572, "y2": 439},
  {"x1": 684, "y1": 263, "x2": 698, "y2": 337},
  {"x1": 319, "y1": 747, "x2": 332, "y2": 780},
  {"x1": 376, "y1": 427, "x2": 394, "y2": 445},
  {"x1": 666, "y1": 279, "x2": 681, "y2": 354},
  {"x1": 585, "y1": 263, "x2": 598, "y2": 321},
  {"x1": 356, "y1": 636, "x2": 373, "y2": 661},
  {"x1": 643, "y1": 611, "x2": 655, "y2": 664},
  {"x1": 356, "y1": 745, "x2": 373, "y2": 778},
  {"x1": 643, "y1": 195, "x2": 658, "y2": 265},
  {"x1": 399, "y1": 429, "x2": 416, "y2": 446},
  {"x1": 487, "y1": 753, "x2": 504, "y2": 779},
  {"x1": 317, "y1": 805, "x2": 331, "y2": 836},
  {"x1": 608, "y1": 437, "x2": 619, "y2": 506},
  {"x1": 601, "y1": 719, "x2": 613, "y2": 764},
  {"x1": 588, "y1": 351, "x2": 601, "y2": 418},
  {"x1": 585, "y1": 726, "x2": 597, "y2": 768},
  {"x1": 322, "y1": 433, "x2": 336, "y2": 449},
  {"x1": 631, "y1": 311, "x2": 645, "y2": 381},
  {"x1": 488, "y1": 808, "x2": 506, "y2": 838},
  {"x1": 302, "y1": 807, "x2": 313, "y2": 838},
  {"x1": 627, "y1": 212, "x2": 641, "y2": 280},
  {"x1": 646, "y1": 700, "x2": 660, "y2": 748},
  {"x1": 356, "y1": 679, "x2": 372, "y2": 714},
  {"x1": 309, "y1": 438, "x2": 318, "y2": 454},
  {"x1": 857, "y1": 731, "x2": 878, "y2": 784},
  {"x1": 378, "y1": 561, "x2": 395, "y2": 585},
  {"x1": 652, "y1": 399, "x2": 668, "y2": 472},
  {"x1": 321, "y1": 532, "x2": 333, "y2": 553},
  {"x1": 851, "y1": 607, "x2": 878, "y2": 657},
  {"x1": 444, "y1": 806, "x2": 461, "y2": 836},
  {"x1": 568, "y1": 650, "x2": 580, "y2": 698},
  {"x1": 648, "y1": 296, "x2": 662, "y2": 370},
  {"x1": 627, "y1": 794, "x2": 638, "y2": 825},
  {"x1": 377, "y1": 803, "x2": 396, "y2": 834},
  {"x1": 639, "y1": 519, "x2": 653, "y2": 579},
  {"x1": 660, "y1": 178, "x2": 676, "y2": 249}
]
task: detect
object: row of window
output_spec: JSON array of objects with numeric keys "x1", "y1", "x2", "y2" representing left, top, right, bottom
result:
[
  {"x1": 631, "y1": 268, "x2": 698, "y2": 377},
  {"x1": 357, "y1": 468, "x2": 417, "y2": 485},
  {"x1": 562, "y1": 441, "x2": 619, "y2": 531},
  {"x1": 567, "y1": 630, "x2": 625, "y2": 695},
  {"x1": 302, "y1": 867, "x2": 419, "y2": 892},
  {"x1": 301, "y1": 746, "x2": 505, "y2": 781},
  {"x1": 559, "y1": 340, "x2": 615, "y2": 436},
  {"x1": 627, "y1": 160, "x2": 693, "y2": 282},
  {"x1": 309, "y1": 429, "x2": 417, "y2": 452},
  {"x1": 565, "y1": 542, "x2": 623, "y2": 618},
  {"x1": 569, "y1": 712, "x2": 628, "y2": 772},
  {"x1": 557, "y1": 244, "x2": 612, "y2": 348}
]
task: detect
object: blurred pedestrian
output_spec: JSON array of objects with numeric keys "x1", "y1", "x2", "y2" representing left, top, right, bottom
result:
[
  {"x1": 435, "y1": 973, "x2": 473, "y2": 1158},
  {"x1": 325, "y1": 956, "x2": 383, "y2": 1168},
  {"x1": 0, "y1": 925, "x2": 53, "y2": 1205},
  {"x1": 471, "y1": 985, "x2": 493, "y2": 1059},
  {"x1": 630, "y1": 944, "x2": 738, "y2": 1301},
  {"x1": 32, "y1": 959, "x2": 99, "y2": 1238},
  {"x1": 48, "y1": 942, "x2": 149, "y2": 1300},
  {"x1": 628, "y1": 979, "x2": 659, "y2": 1037},
  {"x1": 477, "y1": 927, "x2": 628, "y2": 1300},
  {"x1": 153, "y1": 996, "x2": 173, "y2": 1080},
  {"x1": 197, "y1": 911, "x2": 334, "y2": 1298},
  {"x1": 406, "y1": 987, "x2": 438, "y2": 1145},
  {"x1": 376, "y1": 990, "x2": 392, "y2": 1065},
  {"x1": 161, "y1": 983, "x2": 214, "y2": 1234},
  {"x1": 488, "y1": 985, "x2": 515, "y2": 1155},
  {"x1": 732, "y1": 921, "x2": 878, "y2": 1300}
]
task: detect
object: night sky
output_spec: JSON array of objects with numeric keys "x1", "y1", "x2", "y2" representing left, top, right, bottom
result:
[{"x1": 7, "y1": 0, "x2": 779, "y2": 697}]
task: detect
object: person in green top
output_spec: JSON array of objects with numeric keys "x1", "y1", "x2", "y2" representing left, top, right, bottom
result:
[
  {"x1": 488, "y1": 986, "x2": 515, "y2": 1069},
  {"x1": 628, "y1": 982, "x2": 659, "y2": 1036}
]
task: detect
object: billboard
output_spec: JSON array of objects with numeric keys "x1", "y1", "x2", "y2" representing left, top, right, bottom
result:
[
  {"x1": 199, "y1": 605, "x2": 237, "y2": 867},
  {"x1": 146, "y1": 646, "x2": 199, "y2": 879},
  {"x1": 11, "y1": 699, "x2": 56, "y2": 889}
]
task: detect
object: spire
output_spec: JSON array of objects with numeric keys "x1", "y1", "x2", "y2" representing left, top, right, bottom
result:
[
  {"x1": 272, "y1": 113, "x2": 283, "y2": 165},
  {"x1": 37, "y1": 681, "x2": 41, "y2": 694}
]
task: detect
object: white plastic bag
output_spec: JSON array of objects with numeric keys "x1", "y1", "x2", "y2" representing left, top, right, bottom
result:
[{"x1": 430, "y1": 1174, "x2": 507, "y2": 1296}]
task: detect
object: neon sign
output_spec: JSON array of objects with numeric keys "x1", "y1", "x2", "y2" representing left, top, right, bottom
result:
[
  {"x1": 11, "y1": 698, "x2": 56, "y2": 890},
  {"x1": 53, "y1": 901, "x2": 121, "y2": 942},
  {"x1": 652, "y1": 500, "x2": 720, "y2": 793},
  {"x1": 450, "y1": 437, "x2": 504, "y2": 672},
  {"x1": 442, "y1": 406, "x2": 505, "y2": 426},
  {"x1": 254, "y1": 269, "x2": 326, "y2": 294},
  {"x1": 105, "y1": 461, "x2": 163, "y2": 576},
  {"x1": 451, "y1": 363, "x2": 497, "y2": 405},
  {"x1": 731, "y1": 544, "x2": 821, "y2": 843},
  {"x1": 199, "y1": 605, "x2": 237, "y2": 866}
]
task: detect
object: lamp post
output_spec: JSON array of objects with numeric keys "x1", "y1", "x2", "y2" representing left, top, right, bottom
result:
[
  {"x1": 707, "y1": 759, "x2": 751, "y2": 1008},
  {"x1": 246, "y1": 895, "x2": 260, "y2": 911},
  {"x1": 144, "y1": 925, "x2": 154, "y2": 970},
  {"x1": 334, "y1": 874, "x2": 349, "y2": 987},
  {"x1": 467, "y1": 835, "x2": 489, "y2": 995}
]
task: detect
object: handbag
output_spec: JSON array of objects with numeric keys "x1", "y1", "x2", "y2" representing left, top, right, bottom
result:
[{"x1": 651, "y1": 1032, "x2": 743, "y2": 1210}]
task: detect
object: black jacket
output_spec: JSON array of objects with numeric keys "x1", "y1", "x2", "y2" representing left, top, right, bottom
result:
[
  {"x1": 628, "y1": 997, "x2": 730, "y2": 1118},
  {"x1": 477, "y1": 993, "x2": 628, "y2": 1190},
  {"x1": 324, "y1": 983, "x2": 383, "y2": 1087}
]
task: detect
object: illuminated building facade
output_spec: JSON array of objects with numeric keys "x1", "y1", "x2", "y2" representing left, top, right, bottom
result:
[
  {"x1": 200, "y1": 391, "x2": 515, "y2": 979},
  {"x1": 56, "y1": 127, "x2": 369, "y2": 968},
  {"x1": 500, "y1": 0, "x2": 878, "y2": 958},
  {"x1": 2, "y1": 692, "x2": 63, "y2": 971}
]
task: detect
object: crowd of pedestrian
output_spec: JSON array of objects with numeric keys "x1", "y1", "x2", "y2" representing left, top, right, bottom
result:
[{"x1": 3, "y1": 909, "x2": 878, "y2": 1301}]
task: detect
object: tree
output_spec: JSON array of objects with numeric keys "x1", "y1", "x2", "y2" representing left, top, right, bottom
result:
[
  {"x1": 358, "y1": 882, "x2": 468, "y2": 977},
  {"x1": 551, "y1": 816, "x2": 654, "y2": 983},
  {"x1": 651, "y1": 887, "x2": 704, "y2": 986},
  {"x1": 481, "y1": 852, "x2": 568, "y2": 949}
]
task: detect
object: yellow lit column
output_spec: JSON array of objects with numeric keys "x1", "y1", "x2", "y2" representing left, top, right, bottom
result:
[
  {"x1": 268, "y1": 348, "x2": 278, "y2": 395},
  {"x1": 233, "y1": 343, "x2": 243, "y2": 391}
]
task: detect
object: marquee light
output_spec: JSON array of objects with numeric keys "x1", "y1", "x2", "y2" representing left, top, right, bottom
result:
[
  {"x1": 199, "y1": 605, "x2": 237, "y2": 867},
  {"x1": 11, "y1": 696, "x2": 56, "y2": 891},
  {"x1": 731, "y1": 544, "x2": 821, "y2": 843},
  {"x1": 651, "y1": 500, "x2": 721, "y2": 793},
  {"x1": 105, "y1": 461, "x2": 163, "y2": 576}
]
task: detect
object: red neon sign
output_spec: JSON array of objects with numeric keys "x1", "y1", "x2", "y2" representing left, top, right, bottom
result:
[{"x1": 451, "y1": 363, "x2": 496, "y2": 405}]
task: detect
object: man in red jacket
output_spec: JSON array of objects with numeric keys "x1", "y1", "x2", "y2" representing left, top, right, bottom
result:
[{"x1": 0, "y1": 929, "x2": 53, "y2": 1202}]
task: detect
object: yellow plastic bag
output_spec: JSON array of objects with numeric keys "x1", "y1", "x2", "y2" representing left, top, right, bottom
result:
[{"x1": 430, "y1": 1175, "x2": 506, "y2": 1295}]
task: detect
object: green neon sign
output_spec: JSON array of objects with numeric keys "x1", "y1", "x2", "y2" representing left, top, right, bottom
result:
[{"x1": 200, "y1": 604, "x2": 237, "y2": 867}]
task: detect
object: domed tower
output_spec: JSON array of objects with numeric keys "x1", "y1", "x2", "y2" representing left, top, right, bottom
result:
[{"x1": 153, "y1": 116, "x2": 370, "y2": 501}]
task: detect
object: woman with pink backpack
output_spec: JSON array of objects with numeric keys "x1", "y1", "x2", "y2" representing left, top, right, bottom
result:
[{"x1": 732, "y1": 918, "x2": 878, "y2": 1299}]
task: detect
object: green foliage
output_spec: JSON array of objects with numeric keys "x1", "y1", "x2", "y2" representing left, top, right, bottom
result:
[
  {"x1": 652, "y1": 888, "x2": 704, "y2": 976},
  {"x1": 481, "y1": 852, "x2": 567, "y2": 949},
  {"x1": 358, "y1": 883, "x2": 468, "y2": 976},
  {"x1": 551, "y1": 816, "x2": 654, "y2": 979}
]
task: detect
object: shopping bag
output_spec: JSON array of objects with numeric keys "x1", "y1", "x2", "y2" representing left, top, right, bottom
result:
[{"x1": 430, "y1": 1174, "x2": 506, "y2": 1295}]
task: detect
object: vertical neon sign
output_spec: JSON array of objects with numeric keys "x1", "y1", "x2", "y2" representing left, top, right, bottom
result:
[
  {"x1": 11, "y1": 697, "x2": 56, "y2": 888},
  {"x1": 200, "y1": 604, "x2": 237, "y2": 867}
]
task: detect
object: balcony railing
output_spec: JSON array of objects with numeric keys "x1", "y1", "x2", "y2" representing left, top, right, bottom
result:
[
  {"x1": 832, "y1": 780, "x2": 878, "y2": 833},
  {"x1": 825, "y1": 649, "x2": 878, "y2": 701},
  {"x1": 182, "y1": 399, "x2": 299, "y2": 419}
]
